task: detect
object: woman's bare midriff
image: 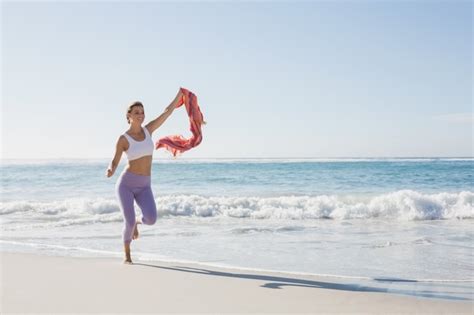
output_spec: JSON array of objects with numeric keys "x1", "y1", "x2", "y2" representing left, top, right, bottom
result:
[{"x1": 124, "y1": 155, "x2": 153, "y2": 176}]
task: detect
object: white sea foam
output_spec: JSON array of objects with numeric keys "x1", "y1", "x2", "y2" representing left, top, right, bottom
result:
[
  {"x1": 154, "y1": 191, "x2": 474, "y2": 220},
  {"x1": 1, "y1": 191, "x2": 472, "y2": 230},
  {"x1": 0, "y1": 198, "x2": 118, "y2": 216}
]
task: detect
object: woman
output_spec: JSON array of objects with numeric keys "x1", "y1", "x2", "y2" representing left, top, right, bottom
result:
[{"x1": 106, "y1": 89, "x2": 184, "y2": 264}]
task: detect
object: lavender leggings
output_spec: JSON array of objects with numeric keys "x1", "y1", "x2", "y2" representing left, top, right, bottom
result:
[{"x1": 116, "y1": 171, "x2": 157, "y2": 244}]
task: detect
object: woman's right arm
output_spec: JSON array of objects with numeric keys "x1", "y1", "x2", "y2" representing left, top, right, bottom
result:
[{"x1": 106, "y1": 136, "x2": 127, "y2": 178}]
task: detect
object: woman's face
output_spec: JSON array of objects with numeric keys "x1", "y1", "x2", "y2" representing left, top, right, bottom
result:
[{"x1": 128, "y1": 106, "x2": 145, "y2": 124}]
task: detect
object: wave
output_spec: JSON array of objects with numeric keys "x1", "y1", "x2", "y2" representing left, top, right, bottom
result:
[{"x1": 0, "y1": 191, "x2": 472, "y2": 227}]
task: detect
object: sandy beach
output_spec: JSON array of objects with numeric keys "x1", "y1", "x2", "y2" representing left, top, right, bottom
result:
[{"x1": 1, "y1": 252, "x2": 472, "y2": 314}]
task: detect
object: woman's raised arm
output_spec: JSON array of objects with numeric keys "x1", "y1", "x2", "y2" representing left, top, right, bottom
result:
[{"x1": 145, "y1": 89, "x2": 184, "y2": 134}]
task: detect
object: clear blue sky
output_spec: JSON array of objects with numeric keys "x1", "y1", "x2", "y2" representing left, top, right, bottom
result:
[{"x1": 2, "y1": 1, "x2": 472, "y2": 159}]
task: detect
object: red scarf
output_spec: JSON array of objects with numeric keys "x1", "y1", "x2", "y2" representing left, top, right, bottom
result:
[{"x1": 156, "y1": 87, "x2": 206, "y2": 157}]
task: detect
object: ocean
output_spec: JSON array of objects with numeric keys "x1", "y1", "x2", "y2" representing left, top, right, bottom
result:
[{"x1": 1, "y1": 158, "x2": 473, "y2": 282}]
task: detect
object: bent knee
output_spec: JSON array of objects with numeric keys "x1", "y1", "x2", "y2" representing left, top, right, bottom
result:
[
  {"x1": 142, "y1": 213, "x2": 157, "y2": 225},
  {"x1": 149, "y1": 217, "x2": 157, "y2": 225}
]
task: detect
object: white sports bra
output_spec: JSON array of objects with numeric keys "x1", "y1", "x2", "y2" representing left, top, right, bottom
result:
[{"x1": 123, "y1": 127, "x2": 154, "y2": 161}]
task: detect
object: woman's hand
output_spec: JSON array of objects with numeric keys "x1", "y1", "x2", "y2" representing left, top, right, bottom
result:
[
  {"x1": 106, "y1": 168, "x2": 114, "y2": 178},
  {"x1": 171, "y1": 89, "x2": 184, "y2": 109}
]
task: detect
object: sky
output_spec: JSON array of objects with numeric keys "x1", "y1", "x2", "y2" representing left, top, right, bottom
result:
[{"x1": 1, "y1": 0, "x2": 472, "y2": 159}]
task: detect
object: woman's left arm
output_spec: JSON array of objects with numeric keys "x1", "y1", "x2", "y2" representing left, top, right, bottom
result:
[{"x1": 146, "y1": 89, "x2": 184, "y2": 134}]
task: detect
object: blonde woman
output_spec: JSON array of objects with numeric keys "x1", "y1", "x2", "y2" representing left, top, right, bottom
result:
[{"x1": 106, "y1": 89, "x2": 184, "y2": 264}]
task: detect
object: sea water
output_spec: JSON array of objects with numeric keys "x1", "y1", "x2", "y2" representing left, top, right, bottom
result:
[{"x1": 1, "y1": 158, "x2": 473, "y2": 282}]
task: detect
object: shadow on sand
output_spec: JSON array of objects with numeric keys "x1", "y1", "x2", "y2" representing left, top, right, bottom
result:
[{"x1": 133, "y1": 263, "x2": 471, "y2": 301}]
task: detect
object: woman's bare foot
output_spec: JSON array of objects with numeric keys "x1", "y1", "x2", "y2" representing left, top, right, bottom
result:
[{"x1": 124, "y1": 243, "x2": 132, "y2": 264}]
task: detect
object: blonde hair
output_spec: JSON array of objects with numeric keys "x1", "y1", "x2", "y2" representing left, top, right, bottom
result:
[{"x1": 126, "y1": 101, "x2": 144, "y2": 124}]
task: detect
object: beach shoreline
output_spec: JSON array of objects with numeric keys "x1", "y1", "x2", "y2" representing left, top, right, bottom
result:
[{"x1": 1, "y1": 251, "x2": 472, "y2": 314}]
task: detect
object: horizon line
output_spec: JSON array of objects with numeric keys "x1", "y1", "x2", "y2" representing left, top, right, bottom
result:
[{"x1": 1, "y1": 156, "x2": 473, "y2": 160}]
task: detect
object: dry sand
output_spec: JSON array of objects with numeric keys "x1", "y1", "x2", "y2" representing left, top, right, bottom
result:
[{"x1": 1, "y1": 252, "x2": 472, "y2": 314}]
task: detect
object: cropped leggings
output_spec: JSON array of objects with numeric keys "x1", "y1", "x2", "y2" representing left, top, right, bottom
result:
[{"x1": 116, "y1": 171, "x2": 157, "y2": 244}]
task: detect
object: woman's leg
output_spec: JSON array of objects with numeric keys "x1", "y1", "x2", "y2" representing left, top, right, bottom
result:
[
  {"x1": 135, "y1": 185, "x2": 158, "y2": 226},
  {"x1": 116, "y1": 183, "x2": 136, "y2": 263}
]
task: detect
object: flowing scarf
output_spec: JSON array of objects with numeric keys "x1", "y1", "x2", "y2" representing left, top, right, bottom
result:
[{"x1": 156, "y1": 87, "x2": 206, "y2": 157}]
